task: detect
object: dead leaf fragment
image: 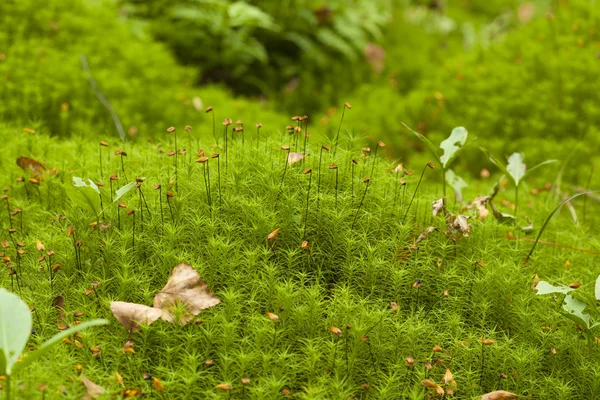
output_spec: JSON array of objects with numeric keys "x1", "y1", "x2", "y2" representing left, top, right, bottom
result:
[
  {"x1": 480, "y1": 390, "x2": 519, "y2": 400},
  {"x1": 432, "y1": 198, "x2": 445, "y2": 216},
  {"x1": 153, "y1": 377, "x2": 164, "y2": 392},
  {"x1": 267, "y1": 228, "x2": 280, "y2": 241},
  {"x1": 468, "y1": 196, "x2": 490, "y2": 220},
  {"x1": 81, "y1": 375, "x2": 104, "y2": 398},
  {"x1": 443, "y1": 369, "x2": 453, "y2": 384},
  {"x1": 17, "y1": 156, "x2": 46, "y2": 176},
  {"x1": 115, "y1": 372, "x2": 124, "y2": 387},
  {"x1": 416, "y1": 226, "x2": 437, "y2": 243},
  {"x1": 422, "y1": 379, "x2": 444, "y2": 396},
  {"x1": 288, "y1": 152, "x2": 306, "y2": 164},
  {"x1": 110, "y1": 302, "x2": 163, "y2": 333},
  {"x1": 153, "y1": 263, "x2": 220, "y2": 325}
]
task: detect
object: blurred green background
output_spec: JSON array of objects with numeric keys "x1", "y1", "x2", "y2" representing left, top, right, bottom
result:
[{"x1": 1, "y1": 0, "x2": 598, "y2": 178}]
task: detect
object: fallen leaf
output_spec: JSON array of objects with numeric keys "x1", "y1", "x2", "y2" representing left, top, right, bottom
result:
[
  {"x1": 53, "y1": 295, "x2": 65, "y2": 325},
  {"x1": 468, "y1": 196, "x2": 490, "y2": 220},
  {"x1": 110, "y1": 302, "x2": 163, "y2": 333},
  {"x1": 422, "y1": 379, "x2": 444, "y2": 396},
  {"x1": 35, "y1": 240, "x2": 45, "y2": 252},
  {"x1": 215, "y1": 384, "x2": 232, "y2": 391},
  {"x1": 288, "y1": 152, "x2": 306, "y2": 164},
  {"x1": 480, "y1": 390, "x2": 519, "y2": 400},
  {"x1": 443, "y1": 368, "x2": 453, "y2": 384},
  {"x1": 452, "y1": 215, "x2": 471, "y2": 236},
  {"x1": 17, "y1": 156, "x2": 46, "y2": 176},
  {"x1": 153, "y1": 377, "x2": 164, "y2": 392},
  {"x1": 81, "y1": 375, "x2": 104, "y2": 398},
  {"x1": 153, "y1": 263, "x2": 220, "y2": 325},
  {"x1": 115, "y1": 372, "x2": 124, "y2": 387},
  {"x1": 329, "y1": 326, "x2": 342, "y2": 336},
  {"x1": 416, "y1": 226, "x2": 437, "y2": 243},
  {"x1": 432, "y1": 198, "x2": 445, "y2": 216},
  {"x1": 267, "y1": 228, "x2": 280, "y2": 241}
]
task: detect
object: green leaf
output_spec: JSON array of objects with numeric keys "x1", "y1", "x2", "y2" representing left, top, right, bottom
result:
[
  {"x1": 65, "y1": 177, "x2": 101, "y2": 216},
  {"x1": 524, "y1": 159, "x2": 558, "y2": 179},
  {"x1": 526, "y1": 191, "x2": 600, "y2": 260},
  {"x1": 0, "y1": 289, "x2": 32, "y2": 375},
  {"x1": 535, "y1": 281, "x2": 574, "y2": 295},
  {"x1": 445, "y1": 169, "x2": 468, "y2": 202},
  {"x1": 12, "y1": 319, "x2": 108, "y2": 374},
  {"x1": 480, "y1": 147, "x2": 512, "y2": 183},
  {"x1": 402, "y1": 122, "x2": 441, "y2": 165},
  {"x1": 440, "y1": 126, "x2": 468, "y2": 168},
  {"x1": 506, "y1": 153, "x2": 526, "y2": 186},
  {"x1": 228, "y1": 2, "x2": 279, "y2": 31},
  {"x1": 562, "y1": 295, "x2": 591, "y2": 330},
  {"x1": 114, "y1": 182, "x2": 136, "y2": 203}
]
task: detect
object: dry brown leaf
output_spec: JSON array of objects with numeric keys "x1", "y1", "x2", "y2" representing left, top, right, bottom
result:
[
  {"x1": 416, "y1": 226, "x2": 437, "y2": 243},
  {"x1": 81, "y1": 375, "x2": 104, "y2": 398},
  {"x1": 469, "y1": 196, "x2": 491, "y2": 220},
  {"x1": 153, "y1": 263, "x2": 220, "y2": 325},
  {"x1": 267, "y1": 228, "x2": 280, "y2": 241},
  {"x1": 422, "y1": 379, "x2": 444, "y2": 396},
  {"x1": 109, "y1": 302, "x2": 163, "y2": 333},
  {"x1": 53, "y1": 295, "x2": 65, "y2": 325},
  {"x1": 215, "y1": 383, "x2": 233, "y2": 391},
  {"x1": 443, "y1": 368, "x2": 453, "y2": 385},
  {"x1": 288, "y1": 152, "x2": 306, "y2": 164},
  {"x1": 452, "y1": 215, "x2": 471, "y2": 236},
  {"x1": 480, "y1": 390, "x2": 519, "y2": 400},
  {"x1": 115, "y1": 372, "x2": 124, "y2": 387},
  {"x1": 17, "y1": 156, "x2": 46, "y2": 176},
  {"x1": 35, "y1": 240, "x2": 45, "y2": 252},
  {"x1": 153, "y1": 377, "x2": 164, "y2": 392},
  {"x1": 432, "y1": 198, "x2": 445, "y2": 216}
]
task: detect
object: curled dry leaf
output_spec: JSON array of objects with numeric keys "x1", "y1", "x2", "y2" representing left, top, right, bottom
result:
[
  {"x1": 115, "y1": 372, "x2": 124, "y2": 387},
  {"x1": 416, "y1": 226, "x2": 437, "y2": 244},
  {"x1": 468, "y1": 196, "x2": 491, "y2": 220},
  {"x1": 432, "y1": 198, "x2": 445, "y2": 216},
  {"x1": 422, "y1": 379, "x2": 444, "y2": 396},
  {"x1": 287, "y1": 152, "x2": 306, "y2": 164},
  {"x1": 110, "y1": 302, "x2": 163, "y2": 333},
  {"x1": 17, "y1": 156, "x2": 46, "y2": 176},
  {"x1": 153, "y1": 263, "x2": 220, "y2": 325},
  {"x1": 267, "y1": 228, "x2": 280, "y2": 241},
  {"x1": 451, "y1": 215, "x2": 471, "y2": 236},
  {"x1": 443, "y1": 368, "x2": 453, "y2": 385},
  {"x1": 81, "y1": 375, "x2": 105, "y2": 399},
  {"x1": 480, "y1": 390, "x2": 519, "y2": 400}
]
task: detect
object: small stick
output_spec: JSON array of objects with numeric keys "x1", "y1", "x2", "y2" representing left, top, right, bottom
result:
[
  {"x1": 2, "y1": 194, "x2": 12, "y2": 228},
  {"x1": 155, "y1": 185, "x2": 164, "y2": 231},
  {"x1": 256, "y1": 123, "x2": 262, "y2": 150},
  {"x1": 99, "y1": 141, "x2": 108, "y2": 177},
  {"x1": 402, "y1": 162, "x2": 434, "y2": 223},
  {"x1": 277, "y1": 146, "x2": 291, "y2": 195},
  {"x1": 213, "y1": 154, "x2": 222, "y2": 208},
  {"x1": 128, "y1": 209, "x2": 136, "y2": 250},
  {"x1": 352, "y1": 178, "x2": 371, "y2": 229},
  {"x1": 223, "y1": 119, "x2": 232, "y2": 173},
  {"x1": 196, "y1": 157, "x2": 212, "y2": 207},
  {"x1": 302, "y1": 168, "x2": 313, "y2": 239},
  {"x1": 167, "y1": 126, "x2": 178, "y2": 192},
  {"x1": 329, "y1": 164, "x2": 339, "y2": 209},
  {"x1": 166, "y1": 192, "x2": 175, "y2": 224},
  {"x1": 333, "y1": 102, "x2": 351, "y2": 157}
]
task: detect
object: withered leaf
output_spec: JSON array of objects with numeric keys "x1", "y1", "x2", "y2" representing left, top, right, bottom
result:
[
  {"x1": 81, "y1": 375, "x2": 104, "y2": 398},
  {"x1": 109, "y1": 302, "x2": 163, "y2": 333},
  {"x1": 468, "y1": 196, "x2": 490, "y2": 221},
  {"x1": 422, "y1": 379, "x2": 444, "y2": 396},
  {"x1": 17, "y1": 156, "x2": 46, "y2": 176},
  {"x1": 443, "y1": 368, "x2": 453, "y2": 385},
  {"x1": 54, "y1": 295, "x2": 65, "y2": 324},
  {"x1": 432, "y1": 198, "x2": 445, "y2": 216},
  {"x1": 153, "y1": 263, "x2": 220, "y2": 325},
  {"x1": 480, "y1": 391, "x2": 519, "y2": 400},
  {"x1": 416, "y1": 226, "x2": 437, "y2": 243},
  {"x1": 452, "y1": 215, "x2": 471, "y2": 236},
  {"x1": 115, "y1": 372, "x2": 124, "y2": 387},
  {"x1": 287, "y1": 152, "x2": 306, "y2": 164}
]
